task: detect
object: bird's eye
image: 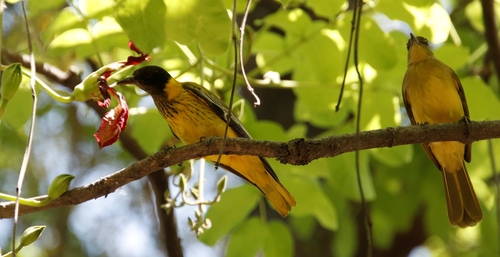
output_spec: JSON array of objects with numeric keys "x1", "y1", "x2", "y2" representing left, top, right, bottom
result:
[
  {"x1": 417, "y1": 37, "x2": 429, "y2": 46},
  {"x1": 406, "y1": 41, "x2": 411, "y2": 51}
]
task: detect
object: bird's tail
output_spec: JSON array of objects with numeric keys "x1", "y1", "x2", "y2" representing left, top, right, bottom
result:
[
  {"x1": 442, "y1": 164, "x2": 482, "y2": 227},
  {"x1": 212, "y1": 155, "x2": 296, "y2": 217},
  {"x1": 257, "y1": 176, "x2": 296, "y2": 217}
]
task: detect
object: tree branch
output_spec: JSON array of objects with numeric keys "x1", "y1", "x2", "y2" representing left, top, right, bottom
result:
[{"x1": 1, "y1": 119, "x2": 499, "y2": 218}]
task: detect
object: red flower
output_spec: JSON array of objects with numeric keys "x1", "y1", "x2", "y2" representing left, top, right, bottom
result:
[
  {"x1": 91, "y1": 41, "x2": 149, "y2": 148},
  {"x1": 93, "y1": 79, "x2": 129, "y2": 148}
]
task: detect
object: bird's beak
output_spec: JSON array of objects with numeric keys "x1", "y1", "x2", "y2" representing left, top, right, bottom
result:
[
  {"x1": 116, "y1": 76, "x2": 137, "y2": 85},
  {"x1": 408, "y1": 33, "x2": 417, "y2": 47}
]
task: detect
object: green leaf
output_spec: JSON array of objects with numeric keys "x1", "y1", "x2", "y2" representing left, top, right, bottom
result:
[
  {"x1": 85, "y1": 0, "x2": 116, "y2": 19},
  {"x1": 164, "y1": 0, "x2": 231, "y2": 55},
  {"x1": 289, "y1": 215, "x2": 316, "y2": 240},
  {"x1": 434, "y1": 43, "x2": 469, "y2": 71},
  {"x1": 129, "y1": 109, "x2": 173, "y2": 153},
  {"x1": 27, "y1": 0, "x2": 66, "y2": 16},
  {"x1": 285, "y1": 174, "x2": 338, "y2": 230},
  {"x1": 47, "y1": 19, "x2": 128, "y2": 58},
  {"x1": 331, "y1": 208, "x2": 356, "y2": 257},
  {"x1": 286, "y1": 123, "x2": 307, "y2": 139},
  {"x1": 264, "y1": 8, "x2": 312, "y2": 36},
  {"x1": 462, "y1": 77, "x2": 500, "y2": 120},
  {"x1": 370, "y1": 145, "x2": 413, "y2": 168},
  {"x1": 292, "y1": 25, "x2": 343, "y2": 83},
  {"x1": 306, "y1": 0, "x2": 345, "y2": 18},
  {"x1": 358, "y1": 18, "x2": 398, "y2": 70},
  {"x1": 42, "y1": 7, "x2": 85, "y2": 42},
  {"x1": 48, "y1": 28, "x2": 91, "y2": 54},
  {"x1": 293, "y1": 86, "x2": 351, "y2": 128},
  {"x1": 327, "y1": 151, "x2": 376, "y2": 201},
  {"x1": 226, "y1": 218, "x2": 265, "y2": 257},
  {"x1": 263, "y1": 221, "x2": 293, "y2": 257},
  {"x1": 253, "y1": 31, "x2": 294, "y2": 74},
  {"x1": 198, "y1": 184, "x2": 260, "y2": 245},
  {"x1": 115, "y1": 0, "x2": 166, "y2": 53},
  {"x1": 361, "y1": 89, "x2": 399, "y2": 130}
]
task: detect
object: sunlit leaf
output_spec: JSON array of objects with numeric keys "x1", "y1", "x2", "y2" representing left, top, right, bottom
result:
[{"x1": 198, "y1": 185, "x2": 260, "y2": 245}]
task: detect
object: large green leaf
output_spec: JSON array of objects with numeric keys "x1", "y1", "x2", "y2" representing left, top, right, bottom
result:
[
  {"x1": 306, "y1": 0, "x2": 345, "y2": 18},
  {"x1": 263, "y1": 221, "x2": 293, "y2": 257},
  {"x1": 115, "y1": 0, "x2": 166, "y2": 53},
  {"x1": 285, "y1": 174, "x2": 338, "y2": 230},
  {"x1": 198, "y1": 184, "x2": 260, "y2": 245},
  {"x1": 225, "y1": 218, "x2": 265, "y2": 257},
  {"x1": 47, "y1": 19, "x2": 128, "y2": 57},
  {"x1": 327, "y1": 151, "x2": 376, "y2": 202},
  {"x1": 253, "y1": 31, "x2": 294, "y2": 74},
  {"x1": 41, "y1": 7, "x2": 85, "y2": 42},
  {"x1": 129, "y1": 109, "x2": 173, "y2": 153},
  {"x1": 164, "y1": 0, "x2": 231, "y2": 55}
]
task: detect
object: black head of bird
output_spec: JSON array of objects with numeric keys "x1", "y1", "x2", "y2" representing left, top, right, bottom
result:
[{"x1": 117, "y1": 65, "x2": 172, "y2": 94}]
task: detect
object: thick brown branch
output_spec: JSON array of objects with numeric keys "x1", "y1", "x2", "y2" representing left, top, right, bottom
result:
[{"x1": 1, "y1": 120, "x2": 499, "y2": 218}]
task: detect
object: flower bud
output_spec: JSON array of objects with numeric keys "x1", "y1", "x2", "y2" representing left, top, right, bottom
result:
[
  {"x1": 1, "y1": 63, "x2": 23, "y2": 101},
  {"x1": 47, "y1": 174, "x2": 75, "y2": 200},
  {"x1": 19, "y1": 225, "x2": 46, "y2": 247},
  {"x1": 71, "y1": 66, "x2": 107, "y2": 102},
  {"x1": 216, "y1": 175, "x2": 227, "y2": 195}
]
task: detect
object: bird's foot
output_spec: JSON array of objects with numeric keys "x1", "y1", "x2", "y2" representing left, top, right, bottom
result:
[{"x1": 460, "y1": 116, "x2": 471, "y2": 143}]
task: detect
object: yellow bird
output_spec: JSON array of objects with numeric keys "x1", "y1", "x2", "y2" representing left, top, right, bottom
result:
[
  {"x1": 118, "y1": 65, "x2": 295, "y2": 217},
  {"x1": 403, "y1": 34, "x2": 482, "y2": 227}
]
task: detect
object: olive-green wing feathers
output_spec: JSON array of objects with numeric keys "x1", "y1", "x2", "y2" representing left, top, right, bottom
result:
[{"x1": 182, "y1": 82, "x2": 280, "y2": 181}]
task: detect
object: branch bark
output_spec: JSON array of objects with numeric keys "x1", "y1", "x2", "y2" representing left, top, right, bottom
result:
[{"x1": 1, "y1": 119, "x2": 499, "y2": 218}]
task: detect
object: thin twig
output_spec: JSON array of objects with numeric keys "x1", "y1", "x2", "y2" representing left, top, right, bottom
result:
[
  {"x1": 239, "y1": 0, "x2": 260, "y2": 106},
  {"x1": 351, "y1": 1, "x2": 372, "y2": 255},
  {"x1": 335, "y1": 2, "x2": 357, "y2": 112},
  {"x1": 12, "y1": 1, "x2": 37, "y2": 256},
  {"x1": 216, "y1": 0, "x2": 240, "y2": 167}
]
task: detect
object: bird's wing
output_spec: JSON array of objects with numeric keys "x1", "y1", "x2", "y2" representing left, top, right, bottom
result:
[
  {"x1": 452, "y1": 70, "x2": 472, "y2": 163},
  {"x1": 182, "y1": 82, "x2": 280, "y2": 181},
  {"x1": 182, "y1": 82, "x2": 251, "y2": 138},
  {"x1": 402, "y1": 79, "x2": 443, "y2": 170}
]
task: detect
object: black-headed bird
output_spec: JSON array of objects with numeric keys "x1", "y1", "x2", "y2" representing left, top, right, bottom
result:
[{"x1": 118, "y1": 66, "x2": 296, "y2": 217}]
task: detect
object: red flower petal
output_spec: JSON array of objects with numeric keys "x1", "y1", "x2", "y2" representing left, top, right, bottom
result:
[
  {"x1": 91, "y1": 41, "x2": 149, "y2": 148},
  {"x1": 93, "y1": 88, "x2": 129, "y2": 148},
  {"x1": 125, "y1": 41, "x2": 150, "y2": 66}
]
